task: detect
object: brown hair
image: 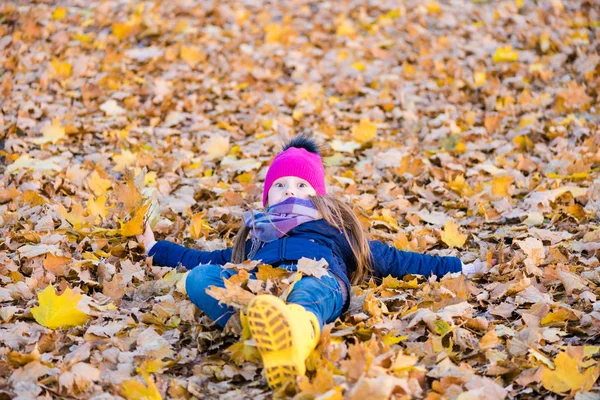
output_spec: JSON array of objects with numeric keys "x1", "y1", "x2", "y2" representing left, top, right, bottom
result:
[{"x1": 231, "y1": 195, "x2": 373, "y2": 285}]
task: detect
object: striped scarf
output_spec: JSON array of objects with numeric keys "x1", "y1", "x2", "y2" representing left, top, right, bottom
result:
[{"x1": 242, "y1": 197, "x2": 322, "y2": 246}]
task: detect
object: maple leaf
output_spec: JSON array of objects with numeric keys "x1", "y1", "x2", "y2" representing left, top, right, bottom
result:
[
  {"x1": 441, "y1": 219, "x2": 468, "y2": 248},
  {"x1": 205, "y1": 277, "x2": 255, "y2": 310},
  {"x1": 296, "y1": 257, "x2": 329, "y2": 278},
  {"x1": 352, "y1": 119, "x2": 377, "y2": 143},
  {"x1": 492, "y1": 45, "x2": 519, "y2": 63},
  {"x1": 87, "y1": 171, "x2": 112, "y2": 197},
  {"x1": 492, "y1": 175, "x2": 514, "y2": 197},
  {"x1": 43, "y1": 254, "x2": 72, "y2": 276},
  {"x1": 516, "y1": 238, "x2": 544, "y2": 275},
  {"x1": 52, "y1": 7, "x2": 67, "y2": 20},
  {"x1": 31, "y1": 286, "x2": 89, "y2": 329},
  {"x1": 541, "y1": 352, "x2": 600, "y2": 395},
  {"x1": 336, "y1": 17, "x2": 356, "y2": 37},
  {"x1": 119, "y1": 202, "x2": 150, "y2": 237},
  {"x1": 50, "y1": 60, "x2": 72, "y2": 79},
  {"x1": 58, "y1": 362, "x2": 101, "y2": 393},
  {"x1": 30, "y1": 119, "x2": 66, "y2": 145},
  {"x1": 474, "y1": 71, "x2": 486, "y2": 87},
  {"x1": 114, "y1": 170, "x2": 143, "y2": 211},
  {"x1": 189, "y1": 213, "x2": 214, "y2": 239},
  {"x1": 113, "y1": 150, "x2": 137, "y2": 172},
  {"x1": 121, "y1": 372, "x2": 162, "y2": 400},
  {"x1": 112, "y1": 16, "x2": 141, "y2": 41},
  {"x1": 226, "y1": 340, "x2": 261, "y2": 366},
  {"x1": 298, "y1": 368, "x2": 338, "y2": 396},
  {"x1": 86, "y1": 195, "x2": 110, "y2": 222},
  {"x1": 255, "y1": 264, "x2": 290, "y2": 281},
  {"x1": 180, "y1": 46, "x2": 205, "y2": 66},
  {"x1": 100, "y1": 99, "x2": 126, "y2": 116}
]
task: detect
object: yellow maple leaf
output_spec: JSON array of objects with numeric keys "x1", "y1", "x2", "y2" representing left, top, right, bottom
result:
[
  {"x1": 352, "y1": 118, "x2": 377, "y2": 143},
  {"x1": 113, "y1": 150, "x2": 137, "y2": 172},
  {"x1": 541, "y1": 307, "x2": 579, "y2": 325},
  {"x1": 264, "y1": 23, "x2": 283, "y2": 43},
  {"x1": 519, "y1": 113, "x2": 538, "y2": 128},
  {"x1": 87, "y1": 171, "x2": 112, "y2": 197},
  {"x1": 52, "y1": 7, "x2": 67, "y2": 20},
  {"x1": 514, "y1": 135, "x2": 534, "y2": 152},
  {"x1": 31, "y1": 119, "x2": 66, "y2": 145},
  {"x1": 236, "y1": 172, "x2": 253, "y2": 184},
  {"x1": 492, "y1": 175, "x2": 514, "y2": 197},
  {"x1": 448, "y1": 174, "x2": 473, "y2": 196},
  {"x1": 112, "y1": 17, "x2": 140, "y2": 41},
  {"x1": 55, "y1": 203, "x2": 91, "y2": 231},
  {"x1": 441, "y1": 219, "x2": 468, "y2": 248},
  {"x1": 227, "y1": 340, "x2": 261, "y2": 366},
  {"x1": 189, "y1": 213, "x2": 214, "y2": 239},
  {"x1": 426, "y1": 1, "x2": 442, "y2": 13},
  {"x1": 256, "y1": 264, "x2": 289, "y2": 281},
  {"x1": 114, "y1": 170, "x2": 143, "y2": 211},
  {"x1": 351, "y1": 61, "x2": 366, "y2": 72},
  {"x1": 336, "y1": 18, "x2": 356, "y2": 36},
  {"x1": 50, "y1": 60, "x2": 72, "y2": 79},
  {"x1": 31, "y1": 286, "x2": 89, "y2": 329},
  {"x1": 86, "y1": 195, "x2": 110, "y2": 222},
  {"x1": 474, "y1": 71, "x2": 487, "y2": 87},
  {"x1": 120, "y1": 202, "x2": 150, "y2": 237},
  {"x1": 180, "y1": 46, "x2": 205, "y2": 66},
  {"x1": 121, "y1": 372, "x2": 162, "y2": 400},
  {"x1": 493, "y1": 45, "x2": 519, "y2": 63},
  {"x1": 541, "y1": 352, "x2": 600, "y2": 395},
  {"x1": 74, "y1": 33, "x2": 92, "y2": 43}
]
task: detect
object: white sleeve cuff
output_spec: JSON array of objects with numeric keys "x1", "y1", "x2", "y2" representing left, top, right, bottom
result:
[{"x1": 461, "y1": 261, "x2": 479, "y2": 277}]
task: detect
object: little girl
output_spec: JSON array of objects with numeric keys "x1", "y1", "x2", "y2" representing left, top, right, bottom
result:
[{"x1": 138, "y1": 136, "x2": 483, "y2": 390}]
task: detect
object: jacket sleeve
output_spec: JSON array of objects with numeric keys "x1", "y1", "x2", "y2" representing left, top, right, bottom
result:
[
  {"x1": 369, "y1": 240, "x2": 462, "y2": 279},
  {"x1": 148, "y1": 240, "x2": 234, "y2": 269}
]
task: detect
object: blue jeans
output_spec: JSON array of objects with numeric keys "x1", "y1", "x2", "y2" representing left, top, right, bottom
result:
[{"x1": 185, "y1": 264, "x2": 345, "y2": 328}]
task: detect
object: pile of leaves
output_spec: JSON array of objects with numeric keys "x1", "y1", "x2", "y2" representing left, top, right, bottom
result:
[{"x1": 1, "y1": 0, "x2": 599, "y2": 398}]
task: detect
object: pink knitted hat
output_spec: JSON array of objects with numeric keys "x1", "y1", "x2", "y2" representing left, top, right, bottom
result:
[{"x1": 262, "y1": 137, "x2": 326, "y2": 206}]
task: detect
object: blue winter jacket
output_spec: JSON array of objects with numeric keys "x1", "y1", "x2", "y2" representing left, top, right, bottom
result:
[{"x1": 148, "y1": 220, "x2": 462, "y2": 312}]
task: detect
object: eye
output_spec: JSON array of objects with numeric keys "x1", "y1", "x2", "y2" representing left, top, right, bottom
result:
[
  {"x1": 275, "y1": 183, "x2": 284, "y2": 188},
  {"x1": 298, "y1": 183, "x2": 307, "y2": 188}
]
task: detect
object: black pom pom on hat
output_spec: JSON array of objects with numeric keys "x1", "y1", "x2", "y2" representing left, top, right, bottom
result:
[{"x1": 282, "y1": 134, "x2": 321, "y2": 155}]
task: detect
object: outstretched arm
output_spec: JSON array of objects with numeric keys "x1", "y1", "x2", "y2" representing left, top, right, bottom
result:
[
  {"x1": 147, "y1": 240, "x2": 234, "y2": 269},
  {"x1": 138, "y1": 225, "x2": 236, "y2": 269},
  {"x1": 369, "y1": 240, "x2": 462, "y2": 279}
]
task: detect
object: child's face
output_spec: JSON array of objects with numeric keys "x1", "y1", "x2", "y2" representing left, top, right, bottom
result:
[{"x1": 267, "y1": 176, "x2": 317, "y2": 207}]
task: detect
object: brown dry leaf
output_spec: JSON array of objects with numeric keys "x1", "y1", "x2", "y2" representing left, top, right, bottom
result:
[
  {"x1": 103, "y1": 274, "x2": 127, "y2": 302},
  {"x1": 516, "y1": 238, "x2": 545, "y2": 276},
  {"x1": 43, "y1": 254, "x2": 71, "y2": 276},
  {"x1": 206, "y1": 277, "x2": 255, "y2": 310},
  {"x1": 58, "y1": 362, "x2": 101, "y2": 393}
]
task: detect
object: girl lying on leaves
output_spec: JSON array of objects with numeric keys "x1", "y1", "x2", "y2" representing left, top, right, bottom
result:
[{"x1": 137, "y1": 135, "x2": 485, "y2": 390}]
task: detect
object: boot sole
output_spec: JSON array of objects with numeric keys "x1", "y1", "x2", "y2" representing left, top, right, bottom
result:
[{"x1": 247, "y1": 296, "x2": 301, "y2": 389}]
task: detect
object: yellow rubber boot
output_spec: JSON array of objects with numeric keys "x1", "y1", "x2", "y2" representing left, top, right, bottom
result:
[{"x1": 247, "y1": 295, "x2": 320, "y2": 389}]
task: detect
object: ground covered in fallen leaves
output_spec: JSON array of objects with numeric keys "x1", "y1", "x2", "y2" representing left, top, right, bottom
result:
[{"x1": 1, "y1": 0, "x2": 600, "y2": 399}]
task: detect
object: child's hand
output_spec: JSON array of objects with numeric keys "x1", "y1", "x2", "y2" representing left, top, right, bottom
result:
[
  {"x1": 137, "y1": 224, "x2": 157, "y2": 254},
  {"x1": 462, "y1": 258, "x2": 487, "y2": 278}
]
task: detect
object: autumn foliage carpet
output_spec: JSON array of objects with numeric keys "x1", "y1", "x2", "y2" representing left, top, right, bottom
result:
[{"x1": 1, "y1": 0, "x2": 599, "y2": 399}]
